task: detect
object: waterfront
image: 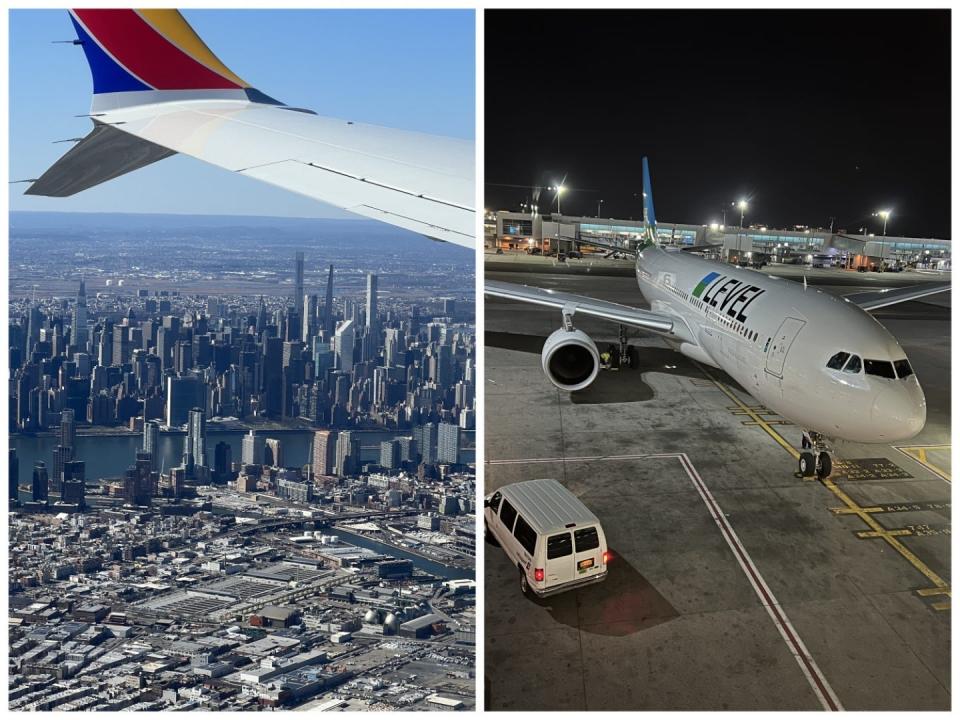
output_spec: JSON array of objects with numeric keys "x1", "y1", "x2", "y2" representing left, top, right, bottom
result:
[{"x1": 334, "y1": 527, "x2": 474, "y2": 581}]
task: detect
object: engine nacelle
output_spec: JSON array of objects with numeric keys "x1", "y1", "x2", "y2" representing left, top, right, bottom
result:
[{"x1": 541, "y1": 328, "x2": 600, "y2": 391}]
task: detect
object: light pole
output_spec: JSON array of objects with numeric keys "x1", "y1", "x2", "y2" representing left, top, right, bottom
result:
[
  {"x1": 874, "y1": 209, "x2": 891, "y2": 267},
  {"x1": 551, "y1": 183, "x2": 566, "y2": 215},
  {"x1": 736, "y1": 199, "x2": 747, "y2": 261},
  {"x1": 597, "y1": 199, "x2": 604, "y2": 217}
]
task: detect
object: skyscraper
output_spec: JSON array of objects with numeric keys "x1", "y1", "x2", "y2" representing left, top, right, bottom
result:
[
  {"x1": 9, "y1": 448, "x2": 19, "y2": 503},
  {"x1": 32, "y1": 461, "x2": 48, "y2": 503},
  {"x1": 437, "y1": 422, "x2": 460, "y2": 464},
  {"x1": 242, "y1": 430, "x2": 264, "y2": 466},
  {"x1": 185, "y1": 407, "x2": 207, "y2": 472},
  {"x1": 366, "y1": 273, "x2": 378, "y2": 336},
  {"x1": 61, "y1": 460, "x2": 86, "y2": 508},
  {"x1": 265, "y1": 437, "x2": 283, "y2": 468},
  {"x1": 165, "y1": 375, "x2": 204, "y2": 427},
  {"x1": 313, "y1": 429, "x2": 338, "y2": 476},
  {"x1": 323, "y1": 264, "x2": 335, "y2": 338},
  {"x1": 335, "y1": 319, "x2": 355, "y2": 375},
  {"x1": 143, "y1": 420, "x2": 160, "y2": 472},
  {"x1": 294, "y1": 251, "x2": 305, "y2": 326},
  {"x1": 60, "y1": 408, "x2": 77, "y2": 449},
  {"x1": 72, "y1": 278, "x2": 88, "y2": 349},
  {"x1": 335, "y1": 431, "x2": 359, "y2": 477},
  {"x1": 214, "y1": 441, "x2": 232, "y2": 482}
]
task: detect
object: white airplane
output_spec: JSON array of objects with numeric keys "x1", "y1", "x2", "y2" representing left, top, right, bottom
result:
[
  {"x1": 25, "y1": 9, "x2": 474, "y2": 248},
  {"x1": 486, "y1": 158, "x2": 950, "y2": 478}
]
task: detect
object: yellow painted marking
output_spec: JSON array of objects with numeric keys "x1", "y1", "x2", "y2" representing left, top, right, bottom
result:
[
  {"x1": 917, "y1": 587, "x2": 951, "y2": 598},
  {"x1": 831, "y1": 506, "x2": 884, "y2": 515},
  {"x1": 895, "y1": 444, "x2": 951, "y2": 484},
  {"x1": 695, "y1": 363, "x2": 951, "y2": 596},
  {"x1": 931, "y1": 601, "x2": 951, "y2": 612},
  {"x1": 856, "y1": 529, "x2": 913, "y2": 539},
  {"x1": 697, "y1": 366, "x2": 801, "y2": 459}
]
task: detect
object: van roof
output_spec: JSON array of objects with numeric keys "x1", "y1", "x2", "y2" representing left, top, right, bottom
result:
[{"x1": 499, "y1": 478, "x2": 600, "y2": 536}]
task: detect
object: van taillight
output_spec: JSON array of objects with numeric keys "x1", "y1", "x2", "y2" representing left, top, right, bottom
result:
[
  {"x1": 534, "y1": 568, "x2": 544, "y2": 582},
  {"x1": 602, "y1": 551, "x2": 612, "y2": 564}
]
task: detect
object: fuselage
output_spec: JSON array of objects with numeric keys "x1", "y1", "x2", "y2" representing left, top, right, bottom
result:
[{"x1": 635, "y1": 246, "x2": 926, "y2": 443}]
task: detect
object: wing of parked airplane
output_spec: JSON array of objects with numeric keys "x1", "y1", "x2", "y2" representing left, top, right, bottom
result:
[
  {"x1": 485, "y1": 280, "x2": 676, "y2": 334},
  {"x1": 25, "y1": 9, "x2": 475, "y2": 248},
  {"x1": 843, "y1": 282, "x2": 951, "y2": 311}
]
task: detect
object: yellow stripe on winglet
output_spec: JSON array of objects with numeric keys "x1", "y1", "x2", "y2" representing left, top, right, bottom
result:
[{"x1": 137, "y1": 9, "x2": 249, "y2": 88}]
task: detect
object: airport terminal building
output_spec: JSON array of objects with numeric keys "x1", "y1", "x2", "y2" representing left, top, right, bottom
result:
[{"x1": 488, "y1": 211, "x2": 951, "y2": 270}]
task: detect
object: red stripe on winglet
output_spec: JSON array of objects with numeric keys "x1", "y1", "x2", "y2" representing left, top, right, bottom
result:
[{"x1": 73, "y1": 9, "x2": 241, "y2": 90}]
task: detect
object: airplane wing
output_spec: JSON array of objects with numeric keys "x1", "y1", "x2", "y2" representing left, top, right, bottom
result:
[
  {"x1": 25, "y1": 9, "x2": 475, "y2": 249},
  {"x1": 485, "y1": 280, "x2": 676, "y2": 334},
  {"x1": 843, "y1": 282, "x2": 951, "y2": 311}
]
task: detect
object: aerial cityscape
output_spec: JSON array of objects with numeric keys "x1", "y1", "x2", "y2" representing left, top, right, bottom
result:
[{"x1": 8, "y1": 213, "x2": 476, "y2": 711}]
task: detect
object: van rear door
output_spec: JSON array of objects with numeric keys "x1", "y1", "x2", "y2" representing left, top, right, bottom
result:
[
  {"x1": 573, "y1": 526, "x2": 604, "y2": 579},
  {"x1": 545, "y1": 531, "x2": 575, "y2": 586}
]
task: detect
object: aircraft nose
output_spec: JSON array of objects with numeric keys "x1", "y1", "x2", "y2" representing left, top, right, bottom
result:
[{"x1": 871, "y1": 382, "x2": 926, "y2": 440}]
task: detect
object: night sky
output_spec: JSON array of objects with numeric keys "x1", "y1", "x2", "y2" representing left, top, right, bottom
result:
[{"x1": 485, "y1": 10, "x2": 950, "y2": 239}]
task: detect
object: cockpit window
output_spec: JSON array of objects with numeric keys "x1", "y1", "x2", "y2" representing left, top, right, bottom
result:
[
  {"x1": 894, "y1": 359, "x2": 914, "y2": 379},
  {"x1": 864, "y1": 359, "x2": 896, "y2": 379},
  {"x1": 826, "y1": 352, "x2": 849, "y2": 370},
  {"x1": 843, "y1": 355, "x2": 861, "y2": 374}
]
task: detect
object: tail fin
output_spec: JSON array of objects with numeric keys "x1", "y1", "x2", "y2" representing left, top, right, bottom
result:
[
  {"x1": 641, "y1": 156, "x2": 658, "y2": 248},
  {"x1": 68, "y1": 9, "x2": 281, "y2": 111}
]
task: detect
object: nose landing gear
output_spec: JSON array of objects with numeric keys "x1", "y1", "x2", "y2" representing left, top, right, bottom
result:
[{"x1": 799, "y1": 430, "x2": 832, "y2": 478}]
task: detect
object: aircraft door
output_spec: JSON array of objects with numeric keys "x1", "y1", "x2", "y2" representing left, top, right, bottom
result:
[{"x1": 765, "y1": 317, "x2": 806, "y2": 378}]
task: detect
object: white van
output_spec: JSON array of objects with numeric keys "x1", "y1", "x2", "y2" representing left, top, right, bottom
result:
[{"x1": 484, "y1": 478, "x2": 609, "y2": 597}]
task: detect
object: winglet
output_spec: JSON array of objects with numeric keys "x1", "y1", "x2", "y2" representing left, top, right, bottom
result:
[
  {"x1": 641, "y1": 156, "x2": 658, "y2": 247},
  {"x1": 68, "y1": 9, "x2": 282, "y2": 111}
]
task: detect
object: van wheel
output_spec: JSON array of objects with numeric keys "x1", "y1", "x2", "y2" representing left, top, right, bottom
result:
[{"x1": 519, "y1": 567, "x2": 529, "y2": 595}]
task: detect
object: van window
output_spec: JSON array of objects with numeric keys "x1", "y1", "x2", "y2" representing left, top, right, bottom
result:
[
  {"x1": 574, "y1": 527, "x2": 600, "y2": 552},
  {"x1": 547, "y1": 532, "x2": 573, "y2": 559},
  {"x1": 513, "y1": 515, "x2": 537, "y2": 556},
  {"x1": 499, "y1": 499, "x2": 518, "y2": 532}
]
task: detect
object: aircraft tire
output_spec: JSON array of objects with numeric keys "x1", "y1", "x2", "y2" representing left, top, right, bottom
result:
[
  {"x1": 817, "y1": 452, "x2": 832, "y2": 479},
  {"x1": 799, "y1": 452, "x2": 816, "y2": 477}
]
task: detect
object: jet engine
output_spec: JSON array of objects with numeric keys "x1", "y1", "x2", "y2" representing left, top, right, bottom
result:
[{"x1": 541, "y1": 327, "x2": 600, "y2": 391}]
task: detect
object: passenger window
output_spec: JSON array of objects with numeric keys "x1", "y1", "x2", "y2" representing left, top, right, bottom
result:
[
  {"x1": 894, "y1": 359, "x2": 914, "y2": 379},
  {"x1": 499, "y1": 499, "x2": 518, "y2": 532},
  {"x1": 843, "y1": 355, "x2": 862, "y2": 374},
  {"x1": 864, "y1": 359, "x2": 897, "y2": 379},
  {"x1": 826, "y1": 352, "x2": 849, "y2": 370},
  {"x1": 513, "y1": 515, "x2": 537, "y2": 556},
  {"x1": 547, "y1": 532, "x2": 573, "y2": 559},
  {"x1": 574, "y1": 527, "x2": 600, "y2": 553}
]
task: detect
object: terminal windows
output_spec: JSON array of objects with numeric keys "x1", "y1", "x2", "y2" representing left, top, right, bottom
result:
[
  {"x1": 513, "y1": 515, "x2": 538, "y2": 556},
  {"x1": 894, "y1": 359, "x2": 915, "y2": 379},
  {"x1": 826, "y1": 351, "x2": 849, "y2": 370},
  {"x1": 865, "y1": 359, "x2": 897, "y2": 379},
  {"x1": 574, "y1": 527, "x2": 600, "y2": 553},
  {"x1": 547, "y1": 532, "x2": 573, "y2": 559}
]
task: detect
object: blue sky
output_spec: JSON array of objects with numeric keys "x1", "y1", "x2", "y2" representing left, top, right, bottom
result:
[{"x1": 8, "y1": 9, "x2": 475, "y2": 217}]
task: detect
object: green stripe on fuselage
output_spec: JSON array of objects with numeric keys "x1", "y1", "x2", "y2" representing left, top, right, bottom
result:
[{"x1": 692, "y1": 271, "x2": 720, "y2": 298}]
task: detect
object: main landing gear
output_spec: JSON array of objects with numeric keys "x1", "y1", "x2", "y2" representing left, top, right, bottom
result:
[{"x1": 799, "y1": 430, "x2": 832, "y2": 478}]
